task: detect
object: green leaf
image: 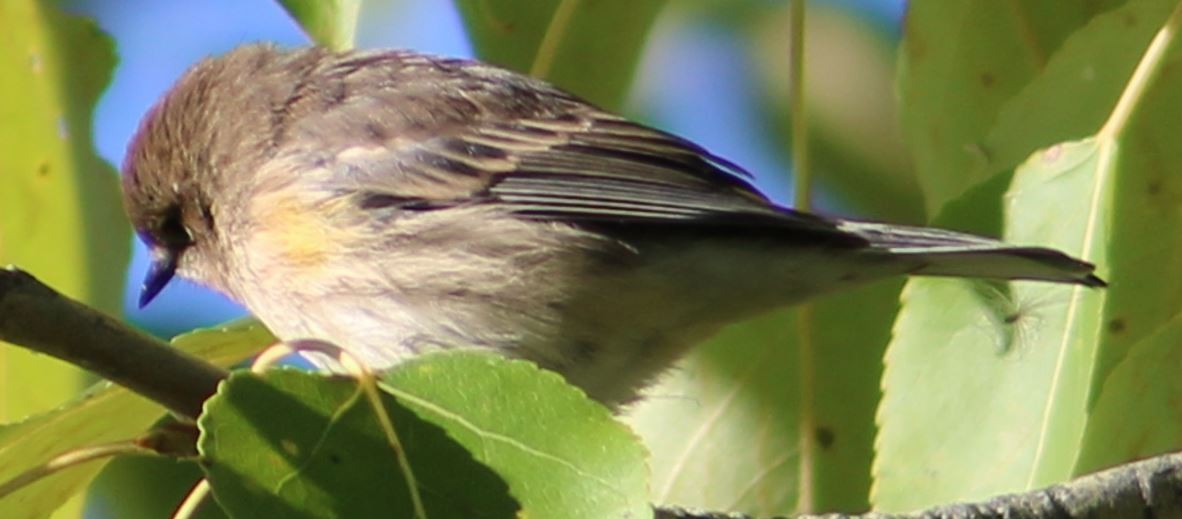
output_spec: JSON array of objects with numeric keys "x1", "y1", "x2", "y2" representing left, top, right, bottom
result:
[
  {"x1": 877, "y1": 1, "x2": 1182, "y2": 510},
  {"x1": 0, "y1": 320, "x2": 271, "y2": 519},
  {"x1": 874, "y1": 140, "x2": 1111, "y2": 511},
  {"x1": 276, "y1": 0, "x2": 361, "y2": 51},
  {"x1": 1076, "y1": 314, "x2": 1182, "y2": 473},
  {"x1": 1074, "y1": 5, "x2": 1182, "y2": 474},
  {"x1": 979, "y1": 0, "x2": 1176, "y2": 194},
  {"x1": 0, "y1": 0, "x2": 129, "y2": 421},
  {"x1": 169, "y1": 319, "x2": 276, "y2": 362},
  {"x1": 0, "y1": 386, "x2": 160, "y2": 519},
  {"x1": 88, "y1": 455, "x2": 227, "y2": 519},
  {"x1": 627, "y1": 281, "x2": 898, "y2": 515},
  {"x1": 199, "y1": 369, "x2": 518, "y2": 518},
  {"x1": 384, "y1": 351, "x2": 651, "y2": 519},
  {"x1": 452, "y1": 0, "x2": 667, "y2": 109},
  {"x1": 804, "y1": 281, "x2": 900, "y2": 511},
  {"x1": 898, "y1": 0, "x2": 1123, "y2": 215},
  {"x1": 626, "y1": 310, "x2": 802, "y2": 516}
]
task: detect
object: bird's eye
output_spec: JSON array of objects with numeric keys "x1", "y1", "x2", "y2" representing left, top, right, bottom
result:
[{"x1": 156, "y1": 204, "x2": 193, "y2": 247}]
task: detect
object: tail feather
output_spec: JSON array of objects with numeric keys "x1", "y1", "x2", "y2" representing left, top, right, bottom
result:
[{"x1": 837, "y1": 221, "x2": 1106, "y2": 288}]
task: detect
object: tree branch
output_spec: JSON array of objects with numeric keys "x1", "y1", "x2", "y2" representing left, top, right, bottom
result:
[
  {"x1": 657, "y1": 450, "x2": 1182, "y2": 518},
  {"x1": 0, "y1": 266, "x2": 225, "y2": 418}
]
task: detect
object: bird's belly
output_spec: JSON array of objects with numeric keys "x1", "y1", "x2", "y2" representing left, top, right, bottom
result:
[{"x1": 234, "y1": 207, "x2": 873, "y2": 407}]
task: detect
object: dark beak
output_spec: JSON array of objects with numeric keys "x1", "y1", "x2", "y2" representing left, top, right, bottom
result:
[{"x1": 139, "y1": 246, "x2": 178, "y2": 308}]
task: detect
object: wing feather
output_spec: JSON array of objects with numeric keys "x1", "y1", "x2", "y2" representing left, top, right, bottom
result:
[{"x1": 308, "y1": 53, "x2": 852, "y2": 240}]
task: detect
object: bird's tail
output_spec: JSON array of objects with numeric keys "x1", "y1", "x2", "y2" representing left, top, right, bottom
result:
[{"x1": 837, "y1": 221, "x2": 1106, "y2": 288}]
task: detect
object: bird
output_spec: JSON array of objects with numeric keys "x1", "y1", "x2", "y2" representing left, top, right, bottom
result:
[{"x1": 121, "y1": 44, "x2": 1104, "y2": 407}]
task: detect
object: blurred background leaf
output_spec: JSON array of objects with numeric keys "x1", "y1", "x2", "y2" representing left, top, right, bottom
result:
[
  {"x1": 277, "y1": 0, "x2": 361, "y2": 51},
  {"x1": 625, "y1": 310, "x2": 804, "y2": 516},
  {"x1": 897, "y1": 0, "x2": 1125, "y2": 216},
  {"x1": 752, "y1": 3, "x2": 921, "y2": 223},
  {"x1": 0, "y1": 3, "x2": 128, "y2": 515},
  {"x1": 979, "y1": 0, "x2": 1172, "y2": 202},
  {"x1": 627, "y1": 279, "x2": 898, "y2": 516},
  {"x1": 452, "y1": 0, "x2": 667, "y2": 109},
  {"x1": 0, "y1": 0, "x2": 128, "y2": 421}
]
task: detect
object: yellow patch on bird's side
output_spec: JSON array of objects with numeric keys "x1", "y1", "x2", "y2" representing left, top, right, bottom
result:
[{"x1": 247, "y1": 189, "x2": 344, "y2": 270}]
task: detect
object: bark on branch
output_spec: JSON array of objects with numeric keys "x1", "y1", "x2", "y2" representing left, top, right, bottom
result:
[{"x1": 659, "y1": 449, "x2": 1182, "y2": 518}]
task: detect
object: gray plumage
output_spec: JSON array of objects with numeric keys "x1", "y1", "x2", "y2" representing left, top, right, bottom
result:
[{"x1": 122, "y1": 44, "x2": 1103, "y2": 406}]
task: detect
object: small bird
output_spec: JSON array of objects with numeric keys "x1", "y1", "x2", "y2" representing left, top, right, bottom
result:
[{"x1": 122, "y1": 44, "x2": 1103, "y2": 406}]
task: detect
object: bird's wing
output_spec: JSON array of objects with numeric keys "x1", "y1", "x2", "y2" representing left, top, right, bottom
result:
[{"x1": 302, "y1": 50, "x2": 857, "y2": 242}]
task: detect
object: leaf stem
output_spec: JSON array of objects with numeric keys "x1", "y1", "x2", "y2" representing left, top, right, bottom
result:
[
  {"x1": 348, "y1": 356, "x2": 429, "y2": 519},
  {"x1": 0, "y1": 440, "x2": 151, "y2": 500},
  {"x1": 173, "y1": 479, "x2": 212, "y2": 519},
  {"x1": 530, "y1": 0, "x2": 581, "y2": 80},
  {"x1": 788, "y1": 0, "x2": 818, "y2": 513},
  {"x1": 790, "y1": 0, "x2": 812, "y2": 212},
  {"x1": 256, "y1": 341, "x2": 428, "y2": 519},
  {"x1": 1099, "y1": 0, "x2": 1182, "y2": 140}
]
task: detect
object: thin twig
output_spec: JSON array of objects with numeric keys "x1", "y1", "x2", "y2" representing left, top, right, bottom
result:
[{"x1": 0, "y1": 441, "x2": 152, "y2": 500}]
